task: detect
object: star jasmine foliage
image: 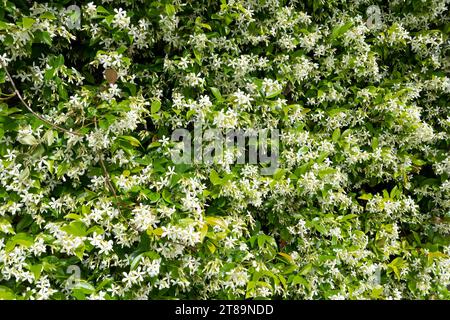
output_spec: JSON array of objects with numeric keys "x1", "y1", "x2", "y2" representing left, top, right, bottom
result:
[{"x1": 0, "y1": 0, "x2": 449, "y2": 300}]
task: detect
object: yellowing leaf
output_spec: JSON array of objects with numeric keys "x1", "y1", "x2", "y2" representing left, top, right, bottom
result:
[
  {"x1": 119, "y1": 135, "x2": 141, "y2": 147},
  {"x1": 199, "y1": 223, "x2": 208, "y2": 242},
  {"x1": 206, "y1": 240, "x2": 216, "y2": 254},
  {"x1": 205, "y1": 216, "x2": 227, "y2": 229},
  {"x1": 278, "y1": 252, "x2": 294, "y2": 264}
]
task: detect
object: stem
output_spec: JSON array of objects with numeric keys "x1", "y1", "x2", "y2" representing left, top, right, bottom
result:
[
  {"x1": 1, "y1": 62, "x2": 82, "y2": 136},
  {"x1": 92, "y1": 117, "x2": 132, "y2": 216},
  {"x1": 93, "y1": 116, "x2": 117, "y2": 197}
]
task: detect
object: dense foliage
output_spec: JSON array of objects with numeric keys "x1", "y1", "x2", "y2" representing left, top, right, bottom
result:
[{"x1": 0, "y1": 0, "x2": 449, "y2": 300}]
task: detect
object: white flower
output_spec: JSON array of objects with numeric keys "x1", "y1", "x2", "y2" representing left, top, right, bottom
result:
[
  {"x1": 131, "y1": 204, "x2": 159, "y2": 232},
  {"x1": 85, "y1": 2, "x2": 97, "y2": 17},
  {"x1": 0, "y1": 53, "x2": 11, "y2": 66},
  {"x1": 112, "y1": 8, "x2": 130, "y2": 29}
]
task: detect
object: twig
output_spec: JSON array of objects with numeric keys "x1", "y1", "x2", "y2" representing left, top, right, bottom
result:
[
  {"x1": 92, "y1": 117, "x2": 132, "y2": 216},
  {"x1": 93, "y1": 116, "x2": 118, "y2": 196},
  {"x1": 0, "y1": 62, "x2": 82, "y2": 136},
  {"x1": 98, "y1": 150, "x2": 133, "y2": 214},
  {"x1": 99, "y1": 154, "x2": 118, "y2": 196}
]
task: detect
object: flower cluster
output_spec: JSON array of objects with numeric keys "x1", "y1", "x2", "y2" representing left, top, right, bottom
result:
[{"x1": 0, "y1": 0, "x2": 449, "y2": 300}]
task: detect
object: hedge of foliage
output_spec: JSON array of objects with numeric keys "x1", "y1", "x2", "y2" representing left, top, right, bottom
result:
[{"x1": 0, "y1": 0, "x2": 449, "y2": 300}]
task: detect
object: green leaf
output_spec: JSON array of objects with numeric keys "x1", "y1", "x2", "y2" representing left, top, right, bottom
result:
[
  {"x1": 148, "y1": 227, "x2": 163, "y2": 237},
  {"x1": 209, "y1": 169, "x2": 222, "y2": 186},
  {"x1": 331, "y1": 21, "x2": 353, "y2": 40},
  {"x1": 273, "y1": 168, "x2": 286, "y2": 180},
  {"x1": 61, "y1": 221, "x2": 87, "y2": 237},
  {"x1": 40, "y1": 12, "x2": 56, "y2": 20},
  {"x1": 210, "y1": 87, "x2": 223, "y2": 101},
  {"x1": 0, "y1": 21, "x2": 8, "y2": 30},
  {"x1": 64, "y1": 214, "x2": 82, "y2": 221},
  {"x1": 87, "y1": 226, "x2": 104, "y2": 235},
  {"x1": 371, "y1": 286, "x2": 383, "y2": 299},
  {"x1": 388, "y1": 257, "x2": 405, "y2": 280},
  {"x1": 16, "y1": 215, "x2": 33, "y2": 232},
  {"x1": 0, "y1": 69, "x2": 5, "y2": 84},
  {"x1": 358, "y1": 193, "x2": 373, "y2": 200},
  {"x1": 0, "y1": 218, "x2": 14, "y2": 234},
  {"x1": 266, "y1": 89, "x2": 282, "y2": 99},
  {"x1": 43, "y1": 129, "x2": 55, "y2": 146},
  {"x1": 371, "y1": 137, "x2": 379, "y2": 150},
  {"x1": 74, "y1": 246, "x2": 85, "y2": 260},
  {"x1": 165, "y1": 4, "x2": 176, "y2": 16},
  {"x1": 257, "y1": 234, "x2": 266, "y2": 247},
  {"x1": 314, "y1": 223, "x2": 327, "y2": 234},
  {"x1": 151, "y1": 100, "x2": 161, "y2": 113},
  {"x1": 0, "y1": 286, "x2": 16, "y2": 300},
  {"x1": 131, "y1": 253, "x2": 144, "y2": 270},
  {"x1": 199, "y1": 22, "x2": 212, "y2": 31},
  {"x1": 18, "y1": 134, "x2": 38, "y2": 145},
  {"x1": 206, "y1": 240, "x2": 216, "y2": 254},
  {"x1": 292, "y1": 275, "x2": 309, "y2": 287},
  {"x1": 299, "y1": 263, "x2": 312, "y2": 275},
  {"x1": 5, "y1": 233, "x2": 34, "y2": 252},
  {"x1": 148, "y1": 192, "x2": 160, "y2": 202},
  {"x1": 193, "y1": 49, "x2": 202, "y2": 63},
  {"x1": 318, "y1": 168, "x2": 336, "y2": 179},
  {"x1": 96, "y1": 6, "x2": 110, "y2": 15},
  {"x1": 119, "y1": 135, "x2": 141, "y2": 147},
  {"x1": 412, "y1": 158, "x2": 426, "y2": 166},
  {"x1": 34, "y1": 31, "x2": 52, "y2": 45},
  {"x1": 13, "y1": 233, "x2": 34, "y2": 246},
  {"x1": 56, "y1": 162, "x2": 70, "y2": 178},
  {"x1": 162, "y1": 189, "x2": 172, "y2": 203},
  {"x1": 72, "y1": 281, "x2": 95, "y2": 294},
  {"x1": 57, "y1": 83, "x2": 68, "y2": 101},
  {"x1": 30, "y1": 264, "x2": 43, "y2": 281},
  {"x1": 340, "y1": 214, "x2": 357, "y2": 221},
  {"x1": 44, "y1": 68, "x2": 56, "y2": 81},
  {"x1": 22, "y1": 17, "x2": 35, "y2": 29},
  {"x1": 332, "y1": 128, "x2": 341, "y2": 142}
]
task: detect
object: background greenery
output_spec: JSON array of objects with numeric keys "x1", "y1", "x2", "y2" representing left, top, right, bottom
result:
[{"x1": 0, "y1": 0, "x2": 449, "y2": 299}]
